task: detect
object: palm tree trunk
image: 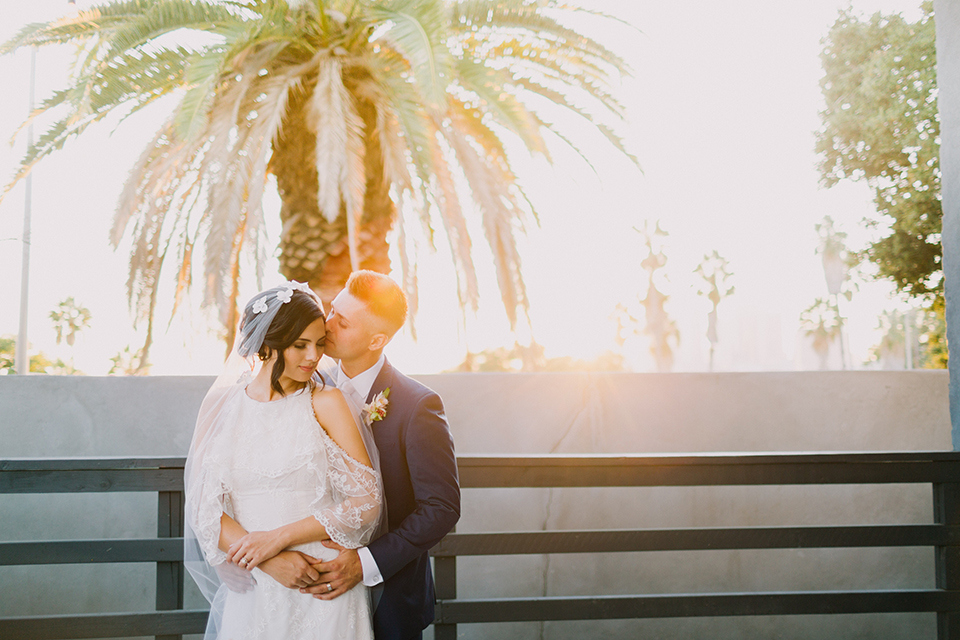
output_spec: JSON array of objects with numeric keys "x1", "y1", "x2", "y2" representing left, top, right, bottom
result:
[{"x1": 269, "y1": 84, "x2": 394, "y2": 307}]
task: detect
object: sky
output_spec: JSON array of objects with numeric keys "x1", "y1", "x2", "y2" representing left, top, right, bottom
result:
[{"x1": 0, "y1": 0, "x2": 928, "y2": 375}]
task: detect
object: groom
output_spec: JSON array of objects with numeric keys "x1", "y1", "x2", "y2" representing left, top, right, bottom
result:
[{"x1": 305, "y1": 270, "x2": 460, "y2": 640}]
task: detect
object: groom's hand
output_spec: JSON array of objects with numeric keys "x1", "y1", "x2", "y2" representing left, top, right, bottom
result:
[
  {"x1": 258, "y1": 550, "x2": 321, "y2": 590},
  {"x1": 300, "y1": 540, "x2": 362, "y2": 600}
]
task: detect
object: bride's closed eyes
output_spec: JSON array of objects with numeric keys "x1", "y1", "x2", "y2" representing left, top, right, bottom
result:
[{"x1": 293, "y1": 338, "x2": 325, "y2": 350}]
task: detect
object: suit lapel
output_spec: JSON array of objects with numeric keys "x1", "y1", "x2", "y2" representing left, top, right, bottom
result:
[{"x1": 366, "y1": 358, "x2": 395, "y2": 406}]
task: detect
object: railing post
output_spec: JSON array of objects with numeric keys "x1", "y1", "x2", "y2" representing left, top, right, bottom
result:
[
  {"x1": 434, "y1": 526, "x2": 457, "y2": 640},
  {"x1": 156, "y1": 490, "x2": 185, "y2": 640},
  {"x1": 935, "y1": 483, "x2": 960, "y2": 639}
]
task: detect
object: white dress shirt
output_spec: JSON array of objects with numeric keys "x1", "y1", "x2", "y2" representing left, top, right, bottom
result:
[{"x1": 335, "y1": 355, "x2": 385, "y2": 587}]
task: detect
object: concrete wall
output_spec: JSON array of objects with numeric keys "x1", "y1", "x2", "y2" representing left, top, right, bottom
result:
[{"x1": 0, "y1": 371, "x2": 951, "y2": 638}]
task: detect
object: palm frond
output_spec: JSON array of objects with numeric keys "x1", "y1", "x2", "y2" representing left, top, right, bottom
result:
[
  {"x1": 112, "y1": 120, "x2": 177, "y2": 246},
  {"x1": 443, "y1": 126, "x2": 528, "y2": 328},
  {"x1": 352, "y1": 75, "x2": 414, "y2": 194},
  {"x1": 555, "y1": 2, "x2": 643, "y2": 33},
  {"x1": 446, "y1": 97, "x2": 511, "y2": 165},
  {"x1": 174, "y1": 47, "x2": 229, "y2": 141},
  {"x1": 431, "y1": 138, "x2": 480, "y2": 314},
  {"x1": 513, "y1": 76, "x2": 640, "y2": 169},
  {"x1": 103, "y1": 0, "x2": 238, "y2": 58},
  {"x1": 0, "y1": 110, "x2": 103, "y2": 204},
  {"x1": 169, "y1": 233, "x2": 194, "y2": 323},
  {"x1": 452, "y1": 0, "x2": 629, "y2": 73},
  {"x1": 200, "y1": 53, "x2": 308, "y2": 315},
  {"x1": 342, "y1": 89, "x2": 367, "y2": 272},
  {"x1": 311, "y1": 56, "x2": 351, "y2": 223},
  {"x1": 369, "y1": 48, "x2": 437, "y2": 232},
  {"x1": 453, "y1": 57, "x2": 547, "y2": 157},
  {"x1": 368, "y1": 0, "x2": 453, "y2": 112},
  {"x1": 0, "y1": 4, "x2": 138, "y2": 54},
  {"x1": 460, "y1": 36, "x2": 628, "y2": 118},
  {"x1": 395, "y1": 191, "x2": 419, "y2": 338}
]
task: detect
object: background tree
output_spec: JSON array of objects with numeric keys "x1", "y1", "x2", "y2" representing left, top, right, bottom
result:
[
  {"x1": 108, "y1": 345, "x2": 150, "y2": 375},
  {"x1": 866, "y1": 307, "x2": 945, "y2": 369},
  {"x1": 0, "y1": 336, "x2": 61, "y2": 374},
  {"x1": 817, "y1": 2, "x2": 945, "y2": 364},
  {"x1": 611, "y1": 302, "x2": 639, "y2": 348},
  {"x1": 868, "y1": 310, "x2": 909, "y2": 369},
  {"x1": 814, "y1": 216, "x2": 854, "y2": 368},
  {"x1": 636, "y1": 222, "x2": 679, "y2": 373},
  {"x1": 694, "y1": 250, "x2": 734, "y2": 371},
  {"x1": 799, "y1": 298, "x2": 842, "y2": 370},
  {"x1": 814, "y1": 216, "x2": 854, "y2": 301},
  {"x1": 50, "y1": 297, "x2": 91, "y2": 348},
  {"x1": 2, "y1": 0, "x2": 637, "y2": 361},
  {"x1": 47, "y1": 297, "x2": 92, "y2": 374}
]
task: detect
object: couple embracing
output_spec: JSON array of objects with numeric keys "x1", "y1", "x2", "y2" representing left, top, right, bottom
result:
[{"x1": 184, "y1": 271, "x2": 460, "y2": 640}]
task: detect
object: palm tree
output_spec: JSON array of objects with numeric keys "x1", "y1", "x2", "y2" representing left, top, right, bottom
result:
[
  {"x1": 799, "y1": 298, "x2": 841, "y2": 370},
  {"x1": 2, "y1": 0, "x2": 636, "y2": 362},
  {"x1": 50, "y1": 297, "x2": 92, "y2": 347},
  {"x1": 636, "y1": 222, "x2": 678, "y2": 373},
  {"x1": 694, "y1": 250, "x2": 734, "y2": 371}
]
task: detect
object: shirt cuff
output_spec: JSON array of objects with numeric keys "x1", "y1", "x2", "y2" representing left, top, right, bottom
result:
[{"x1": 358, "y1": 546, "x2": 383, "y2": 587}]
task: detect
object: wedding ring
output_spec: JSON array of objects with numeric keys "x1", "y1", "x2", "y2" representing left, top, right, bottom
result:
[
  {"x1": 240, "y1": 558, "x2": 248, "y2": 566},
  {"x1": 326, "y1": 583, "x2": 333, "y2": 592}
]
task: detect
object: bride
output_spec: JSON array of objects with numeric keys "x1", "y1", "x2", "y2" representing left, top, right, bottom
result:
[{"x1": 184, "y1": 281, "x2": 383, "y2": 640}]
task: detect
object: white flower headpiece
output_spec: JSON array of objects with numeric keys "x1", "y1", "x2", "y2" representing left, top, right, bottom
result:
[
  {"x1": 237, "y1": 281, "x2": 319, "y2": 358},
  {"x1": 255, "y1": 280, "x2": 312, "y2": 314}
]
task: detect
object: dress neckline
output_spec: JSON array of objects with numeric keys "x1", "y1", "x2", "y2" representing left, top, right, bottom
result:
[{"x1": 242, "y1": 384, "x2": 309, "y2": 405}]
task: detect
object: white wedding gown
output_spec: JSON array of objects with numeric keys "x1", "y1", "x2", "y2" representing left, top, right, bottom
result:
[{"x1": 190, "y1": 385, "x2": 381, "y2": 640}]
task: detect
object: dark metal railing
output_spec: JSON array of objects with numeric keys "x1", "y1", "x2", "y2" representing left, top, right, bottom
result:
[
  {"x1": 0, "y1": 458, "x2": 198, "y2": 640},
  {"x1": 3, "y1": 452, "x2": 960, "y2": 639},
  {"x1": 434, "y1": 453, "x2": 960, "y2": 639}
]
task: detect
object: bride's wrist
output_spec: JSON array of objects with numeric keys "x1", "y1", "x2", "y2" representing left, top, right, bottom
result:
[{"x1": 273, "y1": 527, "x2": 294, "y2": 550}]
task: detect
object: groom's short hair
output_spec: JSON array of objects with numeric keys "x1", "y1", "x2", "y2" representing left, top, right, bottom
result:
[{"x1": 346, "y1": 270, "x2": 407, "y2": 337}]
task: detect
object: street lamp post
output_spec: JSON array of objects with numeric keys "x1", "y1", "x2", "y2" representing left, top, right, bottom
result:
[
  {"x1": 14, "y1": 46, "x2": 36, "y2": 375},
  {"x1": 14, "y1": 1, "x2": 76, "y2": 374}
]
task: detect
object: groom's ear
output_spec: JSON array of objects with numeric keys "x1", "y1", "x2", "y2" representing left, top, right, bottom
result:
[{"x1": 368, "y1": 333, "x2": 389, "y2": 351}]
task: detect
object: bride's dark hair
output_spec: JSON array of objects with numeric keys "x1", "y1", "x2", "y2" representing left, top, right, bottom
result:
[{"x1": 239, "y1": 289, "x2": 325, "y2": 397}]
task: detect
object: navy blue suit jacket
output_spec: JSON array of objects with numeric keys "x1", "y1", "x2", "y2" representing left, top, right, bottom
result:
[{"x1": 363, "y1": 359, "x2": 460, "y2": 640}]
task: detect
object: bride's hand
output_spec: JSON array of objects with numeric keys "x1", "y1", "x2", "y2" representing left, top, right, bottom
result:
[{"x1": 227, "y1": 530, "x2": 286, "y2": 570}]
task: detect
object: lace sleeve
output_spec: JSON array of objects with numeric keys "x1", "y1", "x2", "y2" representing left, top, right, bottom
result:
[
  {"x1": 310, "y1": 432, "x2": 383, "y2": 549},
  {"x1": 186, "y1": 464, "x2": 230, "y2": 566}
]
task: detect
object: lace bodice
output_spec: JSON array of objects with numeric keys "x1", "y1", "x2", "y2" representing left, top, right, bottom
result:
[{"x1": 189, "y1": 385, "x2": 382, "y2": 567}]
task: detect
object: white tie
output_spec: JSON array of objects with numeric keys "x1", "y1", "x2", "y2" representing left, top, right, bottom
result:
[{"x1": 341, "y1": 378, "x2": 365, "y2": 411}]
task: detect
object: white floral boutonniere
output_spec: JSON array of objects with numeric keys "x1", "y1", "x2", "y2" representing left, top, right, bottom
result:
[{"x1": 363, "y1": 388, "x2": 390, "y2": 425}]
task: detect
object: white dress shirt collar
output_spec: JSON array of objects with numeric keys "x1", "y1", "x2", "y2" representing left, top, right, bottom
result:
[{"x1": 335, "y1": 354, "x2": 385, "y2": 404}]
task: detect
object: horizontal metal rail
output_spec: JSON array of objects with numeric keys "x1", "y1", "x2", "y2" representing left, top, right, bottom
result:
[
  {"x1": 432, "y1": 524, "x2": 960, "y2": 556},
  {"x1": 8, "y1": 453, "x2": 960, "y2": 493},
  {"x1": 0, "y1": 458, "x2": 187, "y2": 471},
  {"x1": 457, "y1": 452, "x2": 960, "y2": 487},
  {"x1": 0, "y1": 468, "x2": 184, "y2": 494},
  {"x1": 0, "y1": 538, "x2": 185, "y2": 565},
  {"x1": 5, "y1": 523, "x2": 954, "y2": 566},
  {"x1": 4, "y1": 589, "x2": 957, "y2": 639},
  {"x1": 0, "y1": 610, "x2": 209, "y2": 640},
  {"x1": 434, "y1": 589, "x2": 960, "y2": 623}
]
